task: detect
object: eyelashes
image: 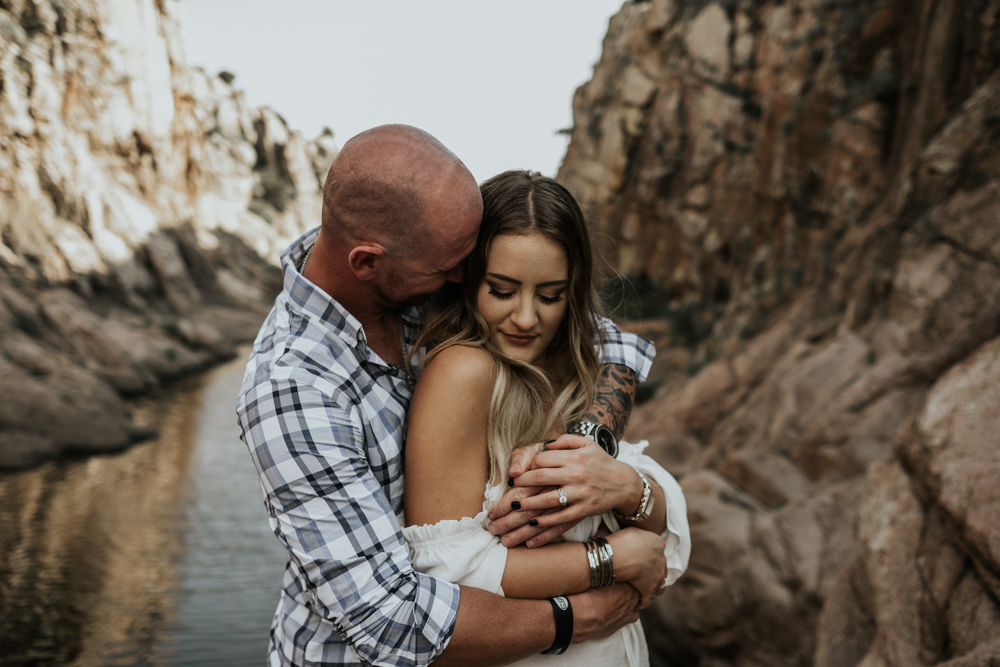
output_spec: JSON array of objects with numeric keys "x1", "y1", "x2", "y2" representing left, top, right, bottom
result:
[{"x1": 487, "y1": 286, "x2": 565, "y2": 304}]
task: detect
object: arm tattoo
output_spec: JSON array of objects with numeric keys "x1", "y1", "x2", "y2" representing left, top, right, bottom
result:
[{"x1": 585, "y1": 363, "x2": 636, "y2": 440}]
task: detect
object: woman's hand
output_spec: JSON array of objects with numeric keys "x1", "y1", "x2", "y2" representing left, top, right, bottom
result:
[
  {"x1": 606, "y1": 527, "x2": 667, "y2": 610},
  {"x1": 489, "y1": 435, "x2": 644, "y2": 547}
]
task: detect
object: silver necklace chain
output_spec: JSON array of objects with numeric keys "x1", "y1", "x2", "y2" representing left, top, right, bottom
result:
[
  {"x1": 303, "y1": 242, "x2": 415, "y2": 391},
  {"x1": 395, "y1": 314, "x2": 416, "y2": 392},
  {"x1": 300, "y1": 243, "x2": 315, "y2": 272}
]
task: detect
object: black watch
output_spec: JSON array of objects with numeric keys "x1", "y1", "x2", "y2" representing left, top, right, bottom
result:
[{"x1": 567, "y1": 420, "x2": 619, "y2": 459}]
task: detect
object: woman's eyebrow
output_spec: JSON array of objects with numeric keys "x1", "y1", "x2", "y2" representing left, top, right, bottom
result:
[
  {"x1": 486, "y1": 272, "x2": 521, "y2": 285},
  {"x1": 486, "y1": 273, "x2": 567, "y2": 288}
]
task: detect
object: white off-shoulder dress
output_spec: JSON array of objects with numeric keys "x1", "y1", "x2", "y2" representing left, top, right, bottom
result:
[{"x1": 402, "y1": 440, "x2": 690, "y2": 667}]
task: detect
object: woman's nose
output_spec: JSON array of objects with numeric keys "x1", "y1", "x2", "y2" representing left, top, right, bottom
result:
[{"x1": 510, "y1": 298, "x2": 537, "y2": 330}]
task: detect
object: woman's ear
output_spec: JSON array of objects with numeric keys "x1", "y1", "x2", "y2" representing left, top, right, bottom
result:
[{"x1": 348, "y1": 245, "x2": 385, "y2": 281}]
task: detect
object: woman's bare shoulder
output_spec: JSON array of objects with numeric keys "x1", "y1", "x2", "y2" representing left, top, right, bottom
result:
[
  {"x1": 406, "y1": 345, "x2": 495, "y2": 524},
  {"x1": 420, "y1": 344, "x2": 498, "y2": 392}
]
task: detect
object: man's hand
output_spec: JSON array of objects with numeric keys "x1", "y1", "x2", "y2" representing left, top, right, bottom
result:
[
  {"x1": 489, "y1": 435, "x2": 644, "y2": 548},
  {"x1": 507, "y1": 440, "x2": 546, "y2": 479},
  {"x1": 568, "y1": 584, "x2": 642, "y2": 643},
  {"x1": 487, "y1": 363, "x2": 642, "y2": 547},
  {"x1": 606, "y1": 528, "x2": 668, "y2": 609}
]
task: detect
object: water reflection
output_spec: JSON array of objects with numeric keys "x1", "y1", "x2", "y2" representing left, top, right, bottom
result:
[
  {"x1": 0, "y1": 353, "x2": 286, "y2": 666},
  {"x1": 166, "y1": 356, "x2": 286, "y2": 666}
]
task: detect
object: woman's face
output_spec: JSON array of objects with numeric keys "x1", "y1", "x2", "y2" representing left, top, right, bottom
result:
[{"x1": 476, "y1": 232, "x2": 569, "y2": 364}]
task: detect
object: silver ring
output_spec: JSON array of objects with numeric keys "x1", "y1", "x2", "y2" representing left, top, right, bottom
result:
[{"x1": 557, "y1": 487, "x2": 567, "y2": 506}]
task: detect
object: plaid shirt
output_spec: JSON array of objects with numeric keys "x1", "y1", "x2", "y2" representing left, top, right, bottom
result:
[{"x1": 237, "y1": 228, "x2": 655, "y2": 667}]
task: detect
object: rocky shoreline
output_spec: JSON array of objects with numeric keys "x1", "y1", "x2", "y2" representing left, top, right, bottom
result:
[
  {"x1": 0, "y1": 0, "x2": 336, "y2": 469},
  {"x1": 0, "y1": 225, "x2": 280, "y2": 470}
]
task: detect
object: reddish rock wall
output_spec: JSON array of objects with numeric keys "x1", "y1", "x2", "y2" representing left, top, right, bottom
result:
[{"x1": 561, "y1": 1, "x2": 1000, "y2": 665}]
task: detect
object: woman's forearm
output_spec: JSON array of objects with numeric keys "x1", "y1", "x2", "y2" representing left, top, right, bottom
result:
[
  {"x1": 501, "y1": 542, "x2": 590, "y2": 599},
  {"x1": 500, "y1": 527, "x2": 667, "y2": 602}
]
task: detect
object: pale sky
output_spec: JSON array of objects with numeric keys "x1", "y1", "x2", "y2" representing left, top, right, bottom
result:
[{"x1": 179, "y1": 1, "x2": 625, "y2": 183}]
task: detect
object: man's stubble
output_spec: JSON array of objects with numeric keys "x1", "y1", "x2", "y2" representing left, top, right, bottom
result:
[{"x1": 374, "y1": 263, "x2": 436, "y2": 309}]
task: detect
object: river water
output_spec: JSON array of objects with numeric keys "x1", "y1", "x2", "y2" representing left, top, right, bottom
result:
[{"x1": 0, "y1": 353, "x2": 287, "y2": 666}]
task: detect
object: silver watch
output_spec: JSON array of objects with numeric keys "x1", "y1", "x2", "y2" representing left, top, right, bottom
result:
[{"x1": 567, "y1": 420, "x2": 619, "y2": 459}]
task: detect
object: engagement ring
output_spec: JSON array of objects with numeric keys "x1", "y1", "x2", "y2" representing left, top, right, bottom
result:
[{"x1": 557, "y1": 487, "x2": 567, "y2": 506}]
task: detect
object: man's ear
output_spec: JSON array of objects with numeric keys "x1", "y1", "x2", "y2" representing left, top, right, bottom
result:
[{"x1": 348, "y1": 245, "x2": 385, "y2": 281}]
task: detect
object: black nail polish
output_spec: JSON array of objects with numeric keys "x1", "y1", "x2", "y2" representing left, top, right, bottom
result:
[
  {"x1": 544, "y1": 439, "x2": 556, "y2": 444},
  {"x1": 508, "y1": 478, "x2": 515, "y2": 487},
  {"x1": 529, "y1": 519, "x2": 539, "y2": 527},
  {"x1": 512, "y1": 501, "x2": 521, "y2": 510}
]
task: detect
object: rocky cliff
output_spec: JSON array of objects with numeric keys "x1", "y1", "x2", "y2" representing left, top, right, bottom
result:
[
  {"x1": 0, "y1": 0, "x2": 337, "y2": 468},
  {"x1": 560, "y1": 0, "x2": 1000, "y2": 665}
]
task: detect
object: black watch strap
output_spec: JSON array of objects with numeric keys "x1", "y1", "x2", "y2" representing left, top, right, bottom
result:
[{"x1": 540, "y1": 595, "x2": 573, "y2": 655}]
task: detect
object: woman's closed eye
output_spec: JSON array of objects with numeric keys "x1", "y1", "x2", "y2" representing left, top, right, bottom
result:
[
  {"x1": 488, "y1": 284, "x2": 565, "y2": 304},
  {"x1": 538, "y1": 292, "x2": 565, "y2": 305},
  {"x1": 488, "y1": 285, "x2": 514, "y2": 299}
]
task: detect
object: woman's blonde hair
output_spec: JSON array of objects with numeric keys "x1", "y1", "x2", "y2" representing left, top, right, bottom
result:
[{"x1": 412, "y1": 170, "x2": 606, "y2": 487}]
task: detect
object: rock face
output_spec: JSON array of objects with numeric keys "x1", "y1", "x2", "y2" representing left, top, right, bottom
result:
[
  {"x1": 815, "y1": 339, "x2": 1000, "y2": 667},
  {"x1": 0, "y1": 0, "x2": 338, "y2": 468},
  {"x1": 562, "y1": 1, "x2": 1000, "y2": 665}
]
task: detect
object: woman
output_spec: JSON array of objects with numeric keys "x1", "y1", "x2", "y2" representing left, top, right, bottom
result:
[{"x1": 402, "y1": 171, "x2": 689, "y2": 665}]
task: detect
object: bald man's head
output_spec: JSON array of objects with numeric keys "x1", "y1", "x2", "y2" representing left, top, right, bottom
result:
[{"x1": 321, "y1": 125, "x2": 481, "y2": 260}]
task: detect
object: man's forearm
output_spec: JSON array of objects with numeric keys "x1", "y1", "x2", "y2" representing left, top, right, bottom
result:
[
  {"x1": 435, "y1": 588, "x2": 552, "y2": 666},
  {"x1": 436, "y1": 584, "x2": 642, "y2": 665},
  {"x1": 585, "y1": 363, "x2": 636, "y2": 440}
]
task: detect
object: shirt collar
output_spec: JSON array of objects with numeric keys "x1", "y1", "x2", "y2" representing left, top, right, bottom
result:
[{"x1": 279, "y1": 228, "x2": 421, "y2": 349}]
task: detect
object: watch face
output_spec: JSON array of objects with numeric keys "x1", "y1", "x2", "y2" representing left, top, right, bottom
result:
[{"x1": 595, "y1": 425, "x2": 618, "y2": 459}]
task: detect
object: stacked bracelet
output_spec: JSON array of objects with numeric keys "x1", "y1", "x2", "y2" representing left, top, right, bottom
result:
[
  {"x1": 584, "y1": 536, "x2": 615, "y2": 588},
  {"x1": 614, "y1": 470, "x2": 653, "y2": 522}
]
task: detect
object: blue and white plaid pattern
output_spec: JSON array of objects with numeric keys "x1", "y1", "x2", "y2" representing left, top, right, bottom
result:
[{"x1": 237, "y1": 228, "x2": 655, "y2": 667}]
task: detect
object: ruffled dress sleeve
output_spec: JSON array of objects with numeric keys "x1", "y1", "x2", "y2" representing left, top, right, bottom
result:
[
  {"x1": 615, "y1": 440, "x2": 691, "y2": 586},
  {"x1": 402, "y1": 487, "x2": 509, "y2": 596}
]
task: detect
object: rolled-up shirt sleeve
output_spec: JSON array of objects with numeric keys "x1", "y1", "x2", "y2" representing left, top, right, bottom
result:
[
  {"x1": 241, "y1": 376, "x2": 459, "y2": 667},
  {"x1": 596, "y1": 317, "x2": 656, "y2": 382}
]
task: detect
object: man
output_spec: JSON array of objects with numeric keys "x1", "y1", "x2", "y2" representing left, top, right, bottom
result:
[{"x1": 237, "y1": 125, "x2": 663, "y2": 666}]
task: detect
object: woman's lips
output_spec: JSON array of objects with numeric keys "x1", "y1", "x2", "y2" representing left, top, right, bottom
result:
[{"x1": 501, "y1": 332, "x2": 537, "y2": 346}]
